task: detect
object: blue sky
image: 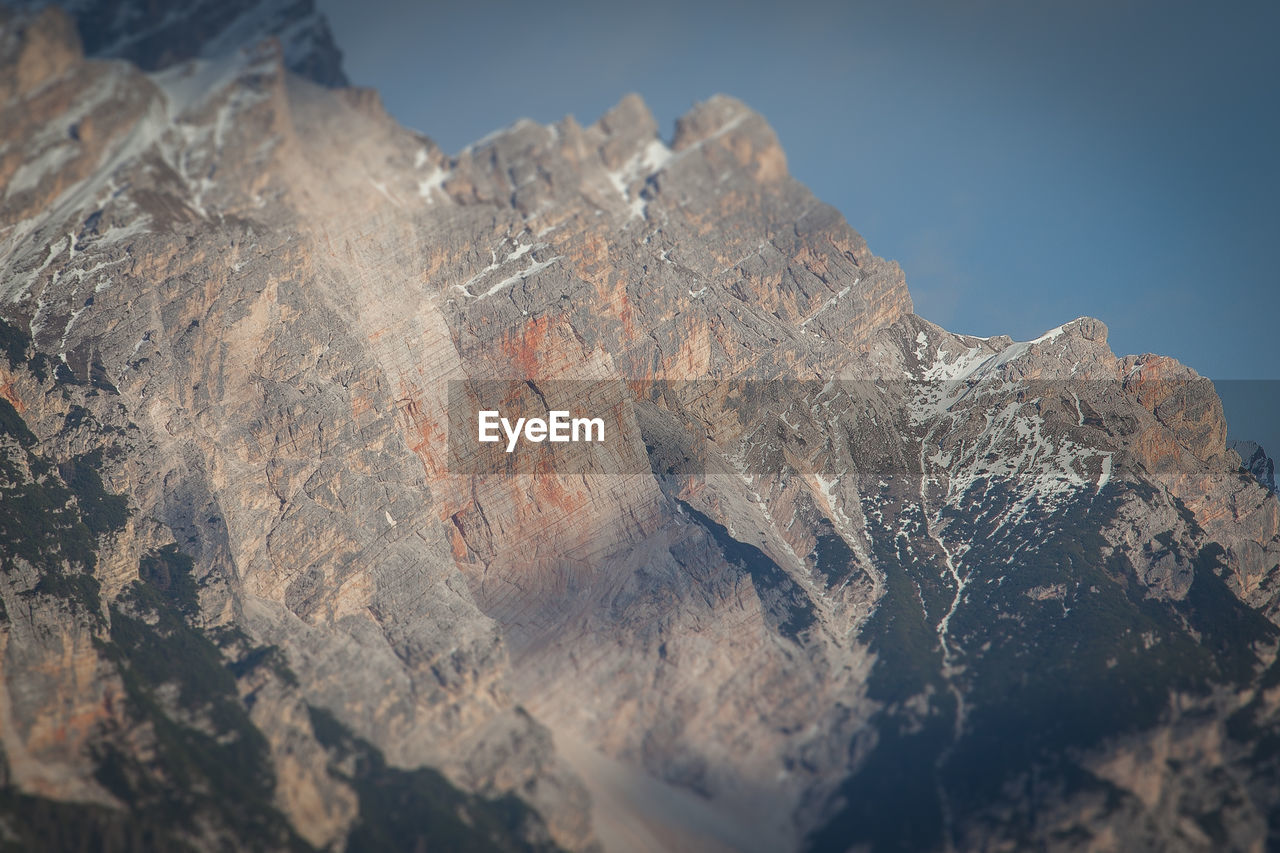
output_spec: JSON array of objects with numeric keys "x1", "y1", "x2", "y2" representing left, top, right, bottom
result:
[{"x1": 319, "y1": 0, "x2": 1277, "y2": 443}]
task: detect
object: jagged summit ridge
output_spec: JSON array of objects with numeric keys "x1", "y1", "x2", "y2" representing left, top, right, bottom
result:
[
  {"x1": 7, "y1": 0, "x2": 346, "y2": 85},
  {"x1": 1233, "y1": 440, "x2": 1279, "y2": 495}
]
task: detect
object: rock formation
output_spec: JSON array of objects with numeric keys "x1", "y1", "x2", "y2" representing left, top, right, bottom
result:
[
  {"x1": 2, "y1": 5, "x2": 1279, "y2": 851},
  {"x1": 1232, "y1": 440, "x2": 1278, "y2": 496}
]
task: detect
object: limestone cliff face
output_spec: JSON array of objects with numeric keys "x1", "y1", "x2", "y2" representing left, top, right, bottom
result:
[{"x1": 2, "y1": 6, "x2": 1279, "y2": 853}]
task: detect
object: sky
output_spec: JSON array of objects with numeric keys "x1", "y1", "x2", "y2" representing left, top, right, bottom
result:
[{"x1": 318, "y1": 0, "x2": 1278, "y2": 446}]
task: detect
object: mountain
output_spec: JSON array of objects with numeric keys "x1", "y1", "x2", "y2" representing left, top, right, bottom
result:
[
  {"x1": 2, "y1": 5, "x2": 1280, "y2": 852},
  {"x1": 9, "y1": 0, "x2": 346, "y2": 85},
  {"x1": 1232, "y1": 441, "x2": 1278, "y2": 496}
]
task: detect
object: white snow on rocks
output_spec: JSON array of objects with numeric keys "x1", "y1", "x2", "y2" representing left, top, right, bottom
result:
[
  {"x1": 798, "y1": 283, "x2": 854, "y2": 329},
  {"x1": 909, "y1": 319, "x2": 1116, "y2": 533},
  {"x1": 452, "y1": 242, "x2": 559, "y2": 299},
  {"x1": 606, "y1": 139, "x2": 671, "y2": 220},
  {"x1": 416, "y1": 165, "x2": 449, "y2": 203}
]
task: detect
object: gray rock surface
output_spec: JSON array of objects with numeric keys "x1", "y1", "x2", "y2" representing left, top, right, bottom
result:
[
  {"x1": 9, "y1": 0, "x2": 347, "y2": 85},
  {"x1": 1, "y1": 5, "x2": 1280, "y2": 852},
  {"x1": 1232, "y1": 440, "x2": 1278, "y2": 495}
]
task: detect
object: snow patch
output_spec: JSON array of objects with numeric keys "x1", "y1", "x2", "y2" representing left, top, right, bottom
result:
[
  {"x1": 96, "y1": 218, "x2": 152, "y2": 245},
  {"x1": 799, "y1": 281, "x2": 856, "y2": 329},
  {"x1": 1096, "y1": 454, "x2": 1113, "y2": 494},
  {"x1": 815, "y1": 471, "x2": 853, "y2": 530},
  {"x1": 914, "y1": 330, "x2": 929, "y2": 361},
  {"x1": 605, "y1": 138, "x2": 672, "y2": 220},
  {"x1": 454, "y1": 253, "x2": 561, "y2": 299},
  {"x1": 149, "y1": 49, "x2": 272, "y2": 123},
  {"x1": 417, "y1": 165, "x2": 450, "y2": 203},
  {"x1": 5, "y1": 144, "x2": 78, "y2": 199}
]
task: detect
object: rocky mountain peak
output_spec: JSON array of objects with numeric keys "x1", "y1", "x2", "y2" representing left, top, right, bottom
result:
[
  {"x1": 9, "y1": 0, "x2": 346, "y2": 86},
  {"x1": 590, "y1": 92, "x2": 661, "y2": 168},
  {"x1": 1, "y1": 4, "x2": 1279, "y2": 852},
  {"x1": 1233, "y1": 440, "x2": 1279, "y2": 494},
  {"x1": 671, "y1": 93, "x2": 789, "y2": 184},
  {"x1": 0, "y1": 5, "x2": 80, "y2": 97}
]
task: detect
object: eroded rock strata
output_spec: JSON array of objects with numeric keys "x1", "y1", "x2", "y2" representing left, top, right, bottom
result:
[{"x1": 2, "y1": 7, "x2": 1279, "y2": 851}]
